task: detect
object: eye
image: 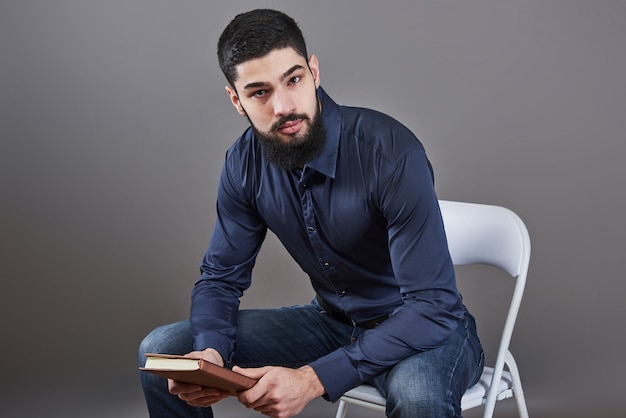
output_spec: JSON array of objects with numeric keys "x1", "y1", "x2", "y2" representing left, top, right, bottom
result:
[
  {"x1": 288, "y1": 76, "x2": 301, "y2": 85},
  {"x1": 252, "y1": 89, "x2": 268, "y2": 98}
]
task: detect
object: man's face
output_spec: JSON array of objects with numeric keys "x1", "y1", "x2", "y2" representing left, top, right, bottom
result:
[{"x1": 226, "y1": 48, "x2": 322, "y2": 147}]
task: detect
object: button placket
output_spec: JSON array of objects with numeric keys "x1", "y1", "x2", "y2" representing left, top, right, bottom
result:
[{"x1": 298, "y1": 169, "x2": 336, "y2": 285}]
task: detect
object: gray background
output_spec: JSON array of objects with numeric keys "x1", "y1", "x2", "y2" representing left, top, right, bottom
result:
[{"x1": 2, "y1": 1, "x2": 625, "y2": 417}]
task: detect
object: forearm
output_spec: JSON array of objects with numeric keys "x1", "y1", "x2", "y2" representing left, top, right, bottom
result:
[{"x1": 190, "y1": 279, "x2": 242, "y2": 360}]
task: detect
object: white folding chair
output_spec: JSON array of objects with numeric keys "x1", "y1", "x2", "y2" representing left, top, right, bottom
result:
[{"x1": 335, "y1": 200, "x2": 530, "y2": 418}]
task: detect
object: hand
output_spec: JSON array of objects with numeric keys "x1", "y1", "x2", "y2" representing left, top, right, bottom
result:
[
  {"x1": 167, "y1": 348, "x2": 229, "y2": 407},
  {"x1": 235, "y1": 365, "x2": 325, "y2": 418}
]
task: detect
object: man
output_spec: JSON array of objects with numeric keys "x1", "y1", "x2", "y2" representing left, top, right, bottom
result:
[{"x1": 139, "y1": 8, "x2": 483, "y2": 418}]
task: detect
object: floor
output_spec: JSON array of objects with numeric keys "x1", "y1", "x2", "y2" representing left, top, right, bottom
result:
[{"x1": 2, "y1": 393, "x2": 522, "y2": 418}]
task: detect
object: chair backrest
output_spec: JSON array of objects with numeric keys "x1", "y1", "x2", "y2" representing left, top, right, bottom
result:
[
  {"x1": 439, "y1": 200, "x2": 530, "y2": 417},
  {"x1": 439, "y1": 200, "x2": 530, "y2": 277}
]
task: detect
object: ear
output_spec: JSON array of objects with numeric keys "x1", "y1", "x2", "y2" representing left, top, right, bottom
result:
[
  {"x1": 225, "y1": 85, "x2": 247, "y2": 116},
  {"x1": 308, "y1": 54, "x2": 321, "y2": 88}
]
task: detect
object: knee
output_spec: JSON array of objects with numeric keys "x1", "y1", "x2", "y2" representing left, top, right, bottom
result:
[
  {"x1": 138, "y1": 328, "x2": 161, "y2": 365},
  {"x1": 384, "y1": 366, "x2": 457, "y2": 417},
  {"x1": 386, "y1": 379, "x2": 455, "y2": 417},
  {"x1": 138, "y1": 321, "x2": 193, "y2": 366}
]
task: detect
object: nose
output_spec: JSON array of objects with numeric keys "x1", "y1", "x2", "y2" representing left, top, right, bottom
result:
[{"x1": 272, "y1": 88, "x2": 295, "y2": 116}]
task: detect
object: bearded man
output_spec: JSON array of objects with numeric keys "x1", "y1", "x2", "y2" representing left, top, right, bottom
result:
[{"x1": 139, "y1": 9, "x2": 483, "y2": 418}]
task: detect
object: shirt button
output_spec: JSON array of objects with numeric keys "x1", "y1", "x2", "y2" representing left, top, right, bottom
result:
[
  {"x1": 323, "y1": 262, "x2": 330, "y2": 268},
  {"x1": 339, "y1": 290, "x2": 347, "y2": 296},
  {"x1": 307, "y1": 226, "x2": 315, "y2": 233}
]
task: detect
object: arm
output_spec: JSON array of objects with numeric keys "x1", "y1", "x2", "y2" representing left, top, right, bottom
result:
[
  {"x1": 311, "y1": 148, "x2": 464, "y2": 401},
  {"x1": 173, "y1": 149, "x2": 269, "y2": 406},
  {"x1": 191, "y1": 151, "x2": 268, "y2": 365}
]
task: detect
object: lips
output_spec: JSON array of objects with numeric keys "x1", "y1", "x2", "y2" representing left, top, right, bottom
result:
[{"x1": 277, "y1": 119, "x2": 302, "y2": 135}]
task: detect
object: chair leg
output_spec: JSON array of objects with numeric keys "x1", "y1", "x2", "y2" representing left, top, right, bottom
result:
[
  {"x1": 504, "y1": 352, "x2": 529, "y2": 418},
  {"x1": 335, "y1": 399, "x2": 348, "y2": 418}
]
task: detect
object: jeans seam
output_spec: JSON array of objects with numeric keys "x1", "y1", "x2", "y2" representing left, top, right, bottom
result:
[{"x1": 446, "y1": 320, "x2": 470, "y2": 415}]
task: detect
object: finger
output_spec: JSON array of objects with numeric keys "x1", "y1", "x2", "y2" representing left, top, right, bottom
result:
[
  {"x1": 256, "y1": 406, "x2": 277, "y2": 417},
  {"x1": 237, "y1": 387, "x2": 269, "y2": 409},
  {"x1": 182, "y1": 351, "x2": 203, "y2": 359},
  {"x1": 168, "y1": 380, "x2": 203, "y2": 395},
  {"x1": 233, "y1": 365, "x2": 270, "y2": 379},
  {"x1": 179, "y1": 387, "x2": 229, "y2": 403},
  {"x1": 183, "y1": 391, "x2": 229, "y2": 407},
  {"x1": 235, "y1": 367, "x2": 272, "y2": 406},
  {"x1": 178, "y1": 387, "x2": 227, "y2": 399}
]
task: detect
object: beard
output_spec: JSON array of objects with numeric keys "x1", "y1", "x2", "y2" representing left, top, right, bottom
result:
[{"x1": 251, "y1": 105, "x2": 327, "y2": 170}]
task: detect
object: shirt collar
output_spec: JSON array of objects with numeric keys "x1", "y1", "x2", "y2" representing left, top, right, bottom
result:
[{"x1": 304, "y1": 87, "x2": 341, "y2": 179}]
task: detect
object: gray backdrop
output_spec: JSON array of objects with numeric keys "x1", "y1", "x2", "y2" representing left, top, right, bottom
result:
[{"x1": 2, "y1": 1, "x2": 625, "y2": 417}]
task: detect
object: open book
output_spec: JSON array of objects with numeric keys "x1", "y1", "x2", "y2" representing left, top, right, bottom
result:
[{"x1": 140, "y1": 353, "x2": 257, "y2": 395}]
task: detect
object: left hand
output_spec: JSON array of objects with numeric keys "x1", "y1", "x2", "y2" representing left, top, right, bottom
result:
[
  {"x1": 168, "y1": 349, "x2": 229, "y2": 407},
  {"x1": 234, "y1": 365, "x2": 326, "y2": 418}
]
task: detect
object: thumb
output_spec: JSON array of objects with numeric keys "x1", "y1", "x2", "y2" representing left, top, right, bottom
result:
[{"x1": 233, "y1": 365, "x2": 271, "y2": 379}]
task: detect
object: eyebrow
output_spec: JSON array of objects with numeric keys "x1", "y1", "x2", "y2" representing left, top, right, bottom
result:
[{"x1": 242, "y1": 65, "x2": 305, "y2": 90}]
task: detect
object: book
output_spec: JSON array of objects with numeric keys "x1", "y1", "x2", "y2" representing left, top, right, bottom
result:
[{"x1": 140, "y1": 353, "x2": 257, "y2": 394}]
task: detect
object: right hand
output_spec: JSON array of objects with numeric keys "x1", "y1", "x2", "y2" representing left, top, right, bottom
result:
[{"x1": 167, "y1": 348, "x2": 230, "y2": 407}]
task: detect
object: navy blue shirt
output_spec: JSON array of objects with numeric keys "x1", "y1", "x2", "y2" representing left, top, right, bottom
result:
[{"x1": 191, "y1": 87, "x2": 464, "y2": 401}]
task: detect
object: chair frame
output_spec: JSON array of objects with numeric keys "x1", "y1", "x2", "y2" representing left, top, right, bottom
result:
[{"x1": 335, "y1": 200, "x2": 530, "y2": 418}]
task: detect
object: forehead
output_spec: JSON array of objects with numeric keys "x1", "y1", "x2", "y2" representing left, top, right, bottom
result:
[{"x1": 233, "y1": 47, "x2": 308, "y2": 88}]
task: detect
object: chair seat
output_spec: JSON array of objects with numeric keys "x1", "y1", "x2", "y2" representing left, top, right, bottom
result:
[
  {"x1": 461, "y1": 367, "x2": 514, "y2": 409},
  {"x1": 339, "y1": 367, "x2": 515, "y2": 412},
  {"x1": 341, "y1": 385, "x2": 385, "y2": 407}
]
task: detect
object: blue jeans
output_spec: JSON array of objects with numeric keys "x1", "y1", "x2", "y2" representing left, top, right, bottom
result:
[{"x1": 139, "y1": 303, "x2": 483, "y2": 418}]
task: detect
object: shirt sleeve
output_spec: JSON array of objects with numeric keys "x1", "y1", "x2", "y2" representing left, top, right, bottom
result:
[
  {"x1": 309, "y1": 148, "x2": 464, "y2": 401},
  {"x1": 190, "y1": 149, "x2": 267, "y2": 363}
]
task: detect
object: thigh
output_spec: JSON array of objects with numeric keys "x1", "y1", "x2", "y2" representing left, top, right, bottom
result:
[
  {"x1": 233, "y1": 303, "x2": 354, "y2": 368},
  {"x1": 138, "y1": 304, "x2": 354, "y2": 368},
  {"x1": 374, "y1": 312, "x2": 484, "y2": 418}
]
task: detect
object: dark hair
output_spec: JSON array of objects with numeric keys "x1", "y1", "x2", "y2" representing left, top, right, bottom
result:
[{"x1": 217, "y1": 9, "x2": 309, "y2": 87}]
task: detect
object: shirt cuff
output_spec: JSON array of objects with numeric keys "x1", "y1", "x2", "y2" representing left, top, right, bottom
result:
[
  {"x1": 309, "y1": 348, "x2": 362, "y2": 402},
  {"x1": 193, "y1": 331, "x2": 233, "y2": 367}
]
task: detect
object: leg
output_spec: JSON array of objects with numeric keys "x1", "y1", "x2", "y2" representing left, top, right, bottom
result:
[
  {"x1": 232, "y1": 303, "x2": 353, "y2": 367},
  {"x1": 373, "y1": 311, "x2": 484, "y2": 418},
  {"x1": 138, "y1": 320, "x2": 212, "y2": 418},
  {"x1": 139, "y1": 304, "x2": 354, "y2": 417}
]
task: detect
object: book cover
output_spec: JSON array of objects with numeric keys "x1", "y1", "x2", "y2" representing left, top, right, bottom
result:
[{"x1": 140, "y1": 353, "x2": 257, "y2": 395}]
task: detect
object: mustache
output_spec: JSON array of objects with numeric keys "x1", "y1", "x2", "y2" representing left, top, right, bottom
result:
[{"x1": 271, "y1": 113, "x2": 310, "y2": 132}]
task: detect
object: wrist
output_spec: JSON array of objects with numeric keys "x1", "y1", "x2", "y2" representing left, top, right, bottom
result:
[
  {"x1": 299, "y1": 365, "x2": 326, "y2": 398},
  {"x1": 200, "y1": 347, "x2": 225, "y2": 367}
]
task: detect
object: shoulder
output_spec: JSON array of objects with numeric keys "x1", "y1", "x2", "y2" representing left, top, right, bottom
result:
[
  {"x1": 225, "y1": 127, "x2": 257, "y2": 160},
  {"x1": 339, "y1": 104, "x2": 425, "y2": 164},
  {"x1": 222, "y1": 127, "x2": 264, "y2": 173},
  {"x1": 217, "y1": 127, "x2": 266, "y2": 197}
]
